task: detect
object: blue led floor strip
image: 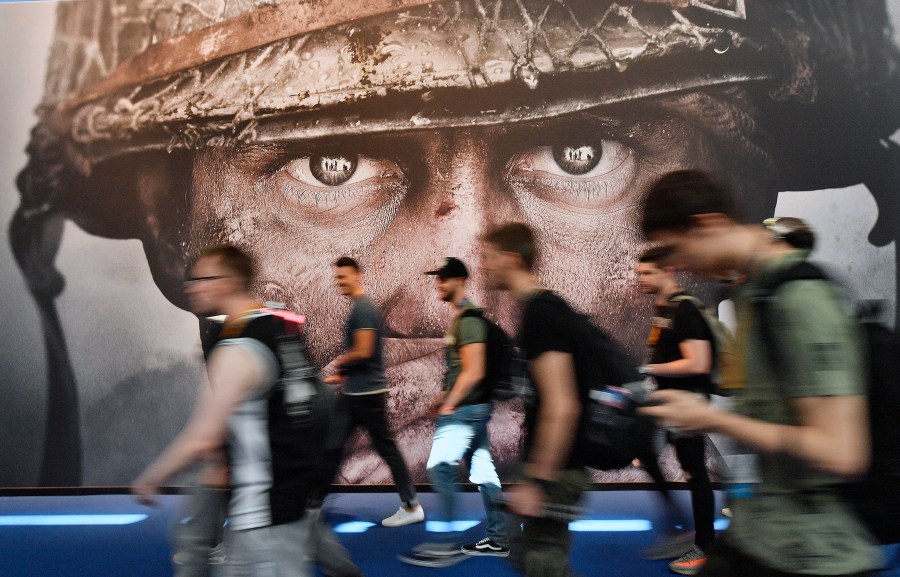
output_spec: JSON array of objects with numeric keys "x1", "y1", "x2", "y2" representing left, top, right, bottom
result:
[
  {"x1": 569, "y1": 519, "x2": 652, "y2": 532},
  {"x1": 334, "y1": 518, "x2": 714, "y2": 534},
  {"x1": 0, "y1": 514, "x2": 148, "y2": 526},
  {"x1": 334, "y1": 521, "x2": 377, "y2": 534}
]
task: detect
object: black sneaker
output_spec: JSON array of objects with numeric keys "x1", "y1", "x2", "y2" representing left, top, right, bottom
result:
[{"x1": 461, "y1": 538, "x2": 510, "y2": 557}]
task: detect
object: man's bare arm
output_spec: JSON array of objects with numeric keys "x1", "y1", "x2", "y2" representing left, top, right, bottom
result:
[
  {"x1": 647, "y1": 339, "x2": 712, "y2": 377},
  {"x1": 131, "y1": 345, "x2": 270, "y2": 494},
  {"x1": 642, "y1": 390, "x2": 870, "y2": 479},
  {"x1": 441, "y1": 342, "x2": 486, "y2": 409},
  {"x1": 336, "y1": 328, "x2": 377, "y2": 366},
  {"x1": 526, "y1": 350, "x2": 582, "y2": 481}
]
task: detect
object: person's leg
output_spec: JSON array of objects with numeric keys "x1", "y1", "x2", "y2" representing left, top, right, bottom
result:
[
  {"x1": 668, "y1": 435, "x2": 716, "y2": 575},
  {"x1": 398, "y1": 408, "x2": 478, "y2": 566},
  {"x1": 354, "y1": 393, "x2": 418, "y2": 508},
  {"x1": 521, "y1": 468, "x2": 590, "y2": 577},
  {"x1": 634, "y1": 423, "x2": 694, "y2": 560},
  {"x1": 173, "y1": 485, "x2": 229, "y2": 577},
  {"x1": 424, "y1": 408, "x2": 478, "y2": 541},
  {"x1": 309, "y1": 513, "x2": 364, "y2": 577},
  {"x1": 465, "y1": 405, "x2": 507, "y2": 549},
  {"x1": 268, "y1": 516, "x2": 315, "y2": 577},
  {"x1": 675, "y1": 435, "x2": 716, "y2": 551}
]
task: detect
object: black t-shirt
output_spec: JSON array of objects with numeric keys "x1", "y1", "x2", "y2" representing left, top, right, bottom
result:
[
  {"x1": 647, "y1": 293, "x2": 714, "y2": 394},
  {"x1": 518, "y1": 291, "x2": 592, "y2": 470}
]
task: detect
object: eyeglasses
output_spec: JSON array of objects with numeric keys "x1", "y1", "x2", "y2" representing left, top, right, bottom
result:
[{"x1": 184, "y1": 275, "x2": 232, "y2": 285}]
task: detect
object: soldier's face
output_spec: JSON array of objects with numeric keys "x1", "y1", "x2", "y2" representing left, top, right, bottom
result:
[{"x1": 185, "y1": 95, "x2": 760, "y2": 482}]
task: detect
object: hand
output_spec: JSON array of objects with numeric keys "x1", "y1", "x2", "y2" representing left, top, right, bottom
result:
[
  {"x1": 130, "y1": 476, "x2": 159, "y2": 506},
  {"x1": 198, "y1": 459, "x2": 229, "y2": 488},
  {"x1": 638, "y1": 389, "x2": 716, "y2": 434},
  {"x1": 427, "y1": 392, "x2": 447, "y2": 419},
  {"x1": 437, "y1": 403, "x2": 456, "y2": 417},
  {"x1": 506, "y1": 481, "x2": 546, "y2": 517},
  {"x1": 324, "y1": 374, "x2": 345, "y2": 384}
]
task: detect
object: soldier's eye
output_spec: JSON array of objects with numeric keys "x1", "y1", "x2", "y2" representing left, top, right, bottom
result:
[
  {"x1": 551, "y1": 144, "x2": 602, "y2": 175},
  {"x1": 308, "y1": 153, "x2": 358, "y2": 186},
  {"x1": 522, "y1": 141, "x2": 630, "y2": 181},
  {"x1": 506, "y1": 140, "x2": 637, "y2": 209},
  {"x1": 274, "y1": 152, "x2": 407, "y2": 214},
  {"x1": 283, "y1": 153, "x2": 373, "y2": 188}
]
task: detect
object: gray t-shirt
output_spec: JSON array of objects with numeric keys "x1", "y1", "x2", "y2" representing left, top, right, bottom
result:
[{"x1": 343, "y1": 295, "x2": 387, "y2": 395}]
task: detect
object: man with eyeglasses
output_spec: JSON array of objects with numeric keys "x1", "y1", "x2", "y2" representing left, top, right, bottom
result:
[{"x1": 131, "y1": 244, "x2": 326, "y2": 577}]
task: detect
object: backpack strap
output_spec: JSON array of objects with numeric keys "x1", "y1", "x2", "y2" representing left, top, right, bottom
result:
[
  {"x1": 752, "y1": 261, "x2": 829, "y2": 390},
  {"x1": 456, "y1": 307, "x2": 486, "y2": 341}
]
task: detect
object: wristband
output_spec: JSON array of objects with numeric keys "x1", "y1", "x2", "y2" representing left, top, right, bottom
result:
[{"x1": 526, "y1": 476, "x2": 556, "y2": 494}]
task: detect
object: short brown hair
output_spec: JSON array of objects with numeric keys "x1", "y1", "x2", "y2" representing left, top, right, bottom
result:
[
  {"x1": 198, "y1": 244, "x2": 255, "y2": 289},
  {"x1": 638, "y1": 245, "x2": 675, "y2": 266},
  {"x1": 641, "y1": 170, "x2": 746, "y2": 239},
  {"x1": 333, "y1": 256, "x2": 360, "y2": 271},
  {"x1": 483, "y1": 222, "x2": 537, "y2": 271}
]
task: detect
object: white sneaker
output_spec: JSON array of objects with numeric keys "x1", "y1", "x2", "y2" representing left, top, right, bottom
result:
[{"x1": 382, "y1": 504, "x2": 425, "y2": 527}]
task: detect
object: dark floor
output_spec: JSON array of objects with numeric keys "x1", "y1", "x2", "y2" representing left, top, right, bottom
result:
[{"x1": 0, "y1": 490, "x2": 896, "y2": 577}]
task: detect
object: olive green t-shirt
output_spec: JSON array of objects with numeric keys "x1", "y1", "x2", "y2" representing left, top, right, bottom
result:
[
  {"x1": 724, "y1": 251, "x2": 880, "y2": 574},
  {"x1": 444, "y1": 301, "x2": 489, "y2": 407}
]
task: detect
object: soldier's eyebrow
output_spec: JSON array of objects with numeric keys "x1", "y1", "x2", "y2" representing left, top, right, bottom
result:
[
  {"x1": 229, "y1": 135, "x2": 425, "y2": 175},
  {"x1": 487, "y1": 112, "x2": 638, "y2": 152}
]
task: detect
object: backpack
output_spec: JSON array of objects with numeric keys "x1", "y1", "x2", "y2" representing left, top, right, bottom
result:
[
  {"x1": 266, "y1": 308, "x2": 339, "y2": 448},
  {"x1": 753, "y1": 262, "x2": 900, "y2": 543},
  {"x1": 523, "y1": 292, "x2": 665, "y2": 471},
  {"x1": 670, "y1": 294, "x2": 736, "y2": 396},
  {"x1": 458, "y1": 308, "x2": 529, "y2": 402},
  {"x1": 574, "y1": 316, "x2": 666, "y2": 471}
]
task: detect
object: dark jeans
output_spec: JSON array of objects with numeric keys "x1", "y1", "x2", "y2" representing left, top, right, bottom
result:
[
  {"x1": 334, "y1": 392, "x2": 418, "y2": 507},
  {"x1": 639, "y1": 432, "x2": 716, "y2": 551},
  {"x1": 698, "y1": 541, "x2": 871, "y2": 577},
  {"x1": 521, "y1": 468, "x2": 590, "y2": 577}
]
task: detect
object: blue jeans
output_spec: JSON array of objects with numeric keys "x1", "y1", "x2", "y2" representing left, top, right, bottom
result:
[{"x1": 426, "y1": 403, "x2": 507, "y2": 546}]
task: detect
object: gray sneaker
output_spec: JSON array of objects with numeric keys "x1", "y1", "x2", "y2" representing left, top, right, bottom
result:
[
  {"x1": 641, "y1": 531, "x2": 696, "y2": 560},
  {"x1": 208, "y1": 542, "x2": 227, "y2": 564},
  {"x1": 669, "y1": 545, "x2": 708, "y2": 575},
  {"x1": 399, "y1": 544, "x2": 467, "y2": 568}
]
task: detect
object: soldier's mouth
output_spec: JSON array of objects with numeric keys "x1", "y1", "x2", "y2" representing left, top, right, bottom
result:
[{"x1": 382, "y1": 337, "x2": 445, "y2": 367}]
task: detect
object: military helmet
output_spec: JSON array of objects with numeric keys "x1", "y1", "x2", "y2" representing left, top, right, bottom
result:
[{"x1": 35, "y1": 0, "x2": 895, "y2": 169}]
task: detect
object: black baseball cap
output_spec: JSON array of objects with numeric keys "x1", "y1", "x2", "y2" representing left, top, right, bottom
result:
[{"x1": 425, "y1": 257, "x2": 469, "y2": 279}]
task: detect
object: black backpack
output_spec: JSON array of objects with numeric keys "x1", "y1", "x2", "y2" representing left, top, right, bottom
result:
[
  {"x1": 266, "y1": 309, "x2": 339, "y2": 448},
  {"x1": 523, "y1": 292, "x2": 665, "y2": 471},
  {"x1": 572, "y1": 314, "x2": 665, "y2": 471},
  {"x1": 754, "y1": 262, "x2": 900, "y2": 543},
  {"x1": 458, "y1": 308, "x2": 530, "y2": 402}
]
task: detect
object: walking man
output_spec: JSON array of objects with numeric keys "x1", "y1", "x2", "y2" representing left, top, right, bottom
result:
[
  {"x1": 399, "y1": 257, "x2": 509, "y2": 567},
  {"x1": 326, "y1": 256, "x2": 424, "y2": 527},
  {"x1": 639, "y1": 171, "x2": 880, "y2": 577},
  {"x1": 131, "y1": 244, "x2": 322, "y2": 576},
  {"x1": 482, "y1": 223, "x2": 592, "y2": 577},
  {"x1": 636, "y1": 245, "x2": 717, "y2": 574}
]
